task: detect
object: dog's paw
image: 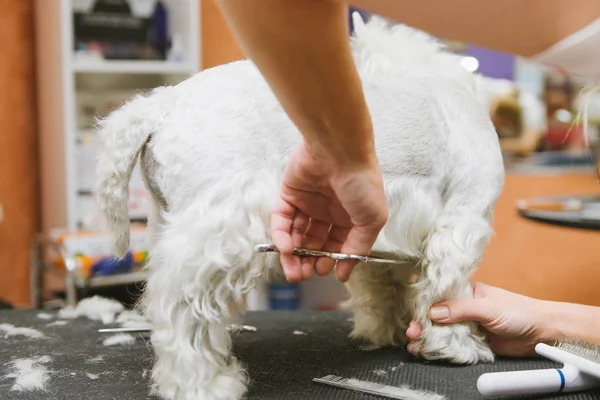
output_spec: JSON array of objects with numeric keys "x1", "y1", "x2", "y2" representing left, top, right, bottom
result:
[
  {"x1": 350, "y1": 319, "x2": 409, "y2": 347},
  {"x1": 152, "y1": 363, "x2": 247, "y2": 400},
  {"x1": 196, "y1": 371, "x2": 248, "y2": 400},
  {"x1": 412, "y1": 322, "x2": 493, "y2": 364}
]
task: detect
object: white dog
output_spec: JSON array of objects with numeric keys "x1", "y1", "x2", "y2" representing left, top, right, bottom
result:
[{"x1": 94, "y1": 14, "x2": 504, "y2": 400}]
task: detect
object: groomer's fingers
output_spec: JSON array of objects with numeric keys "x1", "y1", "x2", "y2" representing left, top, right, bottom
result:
[
  {"x1": 291, "y1": 211, "x2": 309, "y2": 249},
  {"x1": 406, "y1": 321, "x2": 422, "y2": 341},
  {"x1": 271, "y1": 197, "x2": 302, "y2": 282},
  {"x1": 299, "y1": 218, "x2": 330, "y2": 279},
  {"x1": 315, "y1": 225, "x2": 349, "y2": 276},
  {"x1": 428, "y1": 298, "x2": 497, "y2": 325},
  {"x1": 271, "y1": 197, "x2": 294, "y2": 254},
  {"x1": 301, "y1": 218, "x2": 331, "y2": 248},
  {"x1": 290, "y1": 211, "x2": 314, "y2": 281},
  {"x1": 406, "y1": 321, "x2": 422, "y2": 355},
  {"x1": 336, "y1": 225, "x2": 381, "y2": 282}
]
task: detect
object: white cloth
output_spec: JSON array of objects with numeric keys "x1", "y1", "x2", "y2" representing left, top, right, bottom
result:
[{"x1": 533, "y1": 18, "x2": 600, "y2": 79}]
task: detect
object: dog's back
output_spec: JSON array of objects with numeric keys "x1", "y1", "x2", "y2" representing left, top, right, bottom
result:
[{"x1": 95, "y1": 13, "x2": 503, "y2": 265}]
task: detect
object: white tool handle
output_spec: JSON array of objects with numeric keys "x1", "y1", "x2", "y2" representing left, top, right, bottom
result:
[
  {"x1": 536, "y1": 343, "x2": 600, "y2": 380},
  {"x1": 477, "y1": 364, "x2": 598, "y2": 397}
]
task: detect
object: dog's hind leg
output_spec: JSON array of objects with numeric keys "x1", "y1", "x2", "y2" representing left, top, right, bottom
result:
[
  {"x1": 141, "y1": 201, "x2": 269, "y2": 400},
  {"x1": 343, "y1": 263, "x2": 415, "y2": 347},
  {"x1": 410, "y1": 210, "x2": 495, "y2": 364},
  {"x1": 408, "y1": 94, "x2": 503, "y2": 364},
  {"x1": 140, "y1": 141, "x2": 167, "y2": 249}
]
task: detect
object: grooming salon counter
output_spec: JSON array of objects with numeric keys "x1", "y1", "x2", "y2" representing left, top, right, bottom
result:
[{"x1": 474, "y1": 153, "x2": 600, "y2": 307}]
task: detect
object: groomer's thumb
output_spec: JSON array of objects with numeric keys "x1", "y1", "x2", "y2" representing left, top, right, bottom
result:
[{"x1": 429, "y1": 298, "x2": 495, "y2": 324}]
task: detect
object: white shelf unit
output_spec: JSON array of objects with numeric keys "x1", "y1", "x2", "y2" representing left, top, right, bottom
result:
[
  {"x1": 35, "y1": 0, "x2": 201, "y2": 234},
  {"x1": 72, "y1": 60, "x2": 195, "y2": 74},
  {"x1": 33, "y1": 0, "x2": 350, "y2": 312}
]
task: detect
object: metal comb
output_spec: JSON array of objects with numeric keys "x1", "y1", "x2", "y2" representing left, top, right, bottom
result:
[
  {"x1": 255, "y1": 244, "x2": 406, "y2": 265},
  {"x1": 312, "y1": 375, "x2": 444, "y2": 399}
]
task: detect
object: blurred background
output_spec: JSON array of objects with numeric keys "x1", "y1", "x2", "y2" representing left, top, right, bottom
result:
[{"x1": 2, "y1": 0, "x2": 600, "y2": 311}]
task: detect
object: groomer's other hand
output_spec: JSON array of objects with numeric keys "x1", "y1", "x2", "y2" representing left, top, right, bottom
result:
[
  {"x1": 271, "y1": 139, "x2": 387, "y2": 283},
  {"x1": 406, "y1": 283, "x2": 554, "y2": 357}
]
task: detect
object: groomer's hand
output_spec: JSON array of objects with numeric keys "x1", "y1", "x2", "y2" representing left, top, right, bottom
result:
[
  {"x1": 406, "y1": 283, "x2": 555, "y2": 357},
  {"x1": 271, "y1": 139, "x2": 387, "y2": 283},
  {"x1": 216, "y1": 0, "x2": 387, "y2": 282}
]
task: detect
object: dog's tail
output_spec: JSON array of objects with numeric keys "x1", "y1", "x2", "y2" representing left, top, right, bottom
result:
[{"x1": 94, "y1": 86, "x2": 170, "y2": 258}]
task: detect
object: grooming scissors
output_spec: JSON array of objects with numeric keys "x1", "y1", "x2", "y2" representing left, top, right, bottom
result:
[
  {"x1": 98, "y1": 327, "x2": 152, "y2": 333},
  {"x1": 254, "y1": 244, "x2": 406, "y2": 265}
]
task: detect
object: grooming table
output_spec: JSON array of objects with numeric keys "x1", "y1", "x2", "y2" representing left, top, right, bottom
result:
[{"x1": 1, "y1": 310, "x2": 599, "y2": 400}]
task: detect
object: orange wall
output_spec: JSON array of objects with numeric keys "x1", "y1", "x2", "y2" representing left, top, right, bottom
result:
[
  {"x1": 476, "y1": 172, "x2": 600, "y2": 306},
  {"x1": 15, "y1": 0, "x2": 600, "y2": 309},
  {"x1": 0, "y1": 0, "x2": 39, "y2": 307},
  {"x1": 201, "y1": 0, "x2": 245, "y2": 69}
]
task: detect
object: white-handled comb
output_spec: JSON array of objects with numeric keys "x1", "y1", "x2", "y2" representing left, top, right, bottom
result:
[{"x1": 477, "y1": 338, "x2": 600, "y2": 397}]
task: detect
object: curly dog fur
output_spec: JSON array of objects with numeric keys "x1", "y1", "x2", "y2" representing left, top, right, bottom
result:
[{"x1": 94, "y1": 14, "x2": 504, "y2": 400}]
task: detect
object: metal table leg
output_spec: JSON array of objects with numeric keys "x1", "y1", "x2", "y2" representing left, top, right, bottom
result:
[
  {"x1": 29, "y1": 235, "x2": 78, "y2": 309},
  {"x1": 29, "y1": 239, "x2": 42, "y2": 309}
]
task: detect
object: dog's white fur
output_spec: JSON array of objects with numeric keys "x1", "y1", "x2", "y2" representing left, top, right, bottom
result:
[{"x1": 94, "y1": 14, "x2": 504, "y2": 400}]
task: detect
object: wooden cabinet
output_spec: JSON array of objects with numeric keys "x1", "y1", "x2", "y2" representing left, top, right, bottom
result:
[{"x1": 0, "y1": 0, "x2": 39, "y2": 308}]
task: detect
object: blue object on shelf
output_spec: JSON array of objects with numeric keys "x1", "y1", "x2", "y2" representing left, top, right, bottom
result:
[
  {"x1": 269, "y1": 283, "x2": 299, "y2": 310},
  {"x1": 151, "y1": 0, "x2": 169, "y2": 59},
  {"x1": 91, "y1": 251, "x2": 134, "y2": 277}
]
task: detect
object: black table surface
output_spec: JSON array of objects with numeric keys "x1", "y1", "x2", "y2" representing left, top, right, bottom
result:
[{"x1": 1, "y1": 309, "x2": 599, "y2": 400}]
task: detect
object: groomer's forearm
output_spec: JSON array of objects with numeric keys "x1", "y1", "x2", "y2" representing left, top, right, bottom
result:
[
  {"x1": 343, "y1": 0, "x2": 600, "y2": 57},
  {"x1": 217, "y1": 0, "x2": 374, "y2": 166},
  {"x1": 542, "y1": 301, "x2": 600, "y2": 345}
]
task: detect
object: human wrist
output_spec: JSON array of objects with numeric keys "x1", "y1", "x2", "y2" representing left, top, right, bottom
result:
[
  {"x1": 538, "y1": 300, "x2": 587, "y2": 343},
  {"x1": 536, "y1": 300, "x2": 564, "y2": 344},
  {"x1": 540, "y1": 300, "x2": 600, "y2": 345},
  {"x1": 307, "y1": 141, "x2": 378, "y2": 173},
  {"x1": 303, "y1": 122, "x2": 378, "y2": 172}
]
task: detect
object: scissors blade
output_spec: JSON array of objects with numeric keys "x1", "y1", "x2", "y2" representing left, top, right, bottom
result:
[
  {"x1": 254, "y1": 244, "x2": 279, "y2": 253},
  {"x1": 254, "y1": 244, "x2": 406, "y2": 265},
  {"x1": 360, "y1": 256, "x2": 407, "y2": 265},
  {"x1": 254, "y1": 244, "x2": 330, "y2": 258},
  {"x1": 327, "y1": 252, "x2": 406, "y2": 265}
]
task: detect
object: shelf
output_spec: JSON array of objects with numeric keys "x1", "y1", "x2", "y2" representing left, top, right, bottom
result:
[
  {"x1": 72, "y1": 59, "x2": 193, "y2": 74},
  {"x1": 77, "y1": 271, "x2": 149, "y2": 289}
]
